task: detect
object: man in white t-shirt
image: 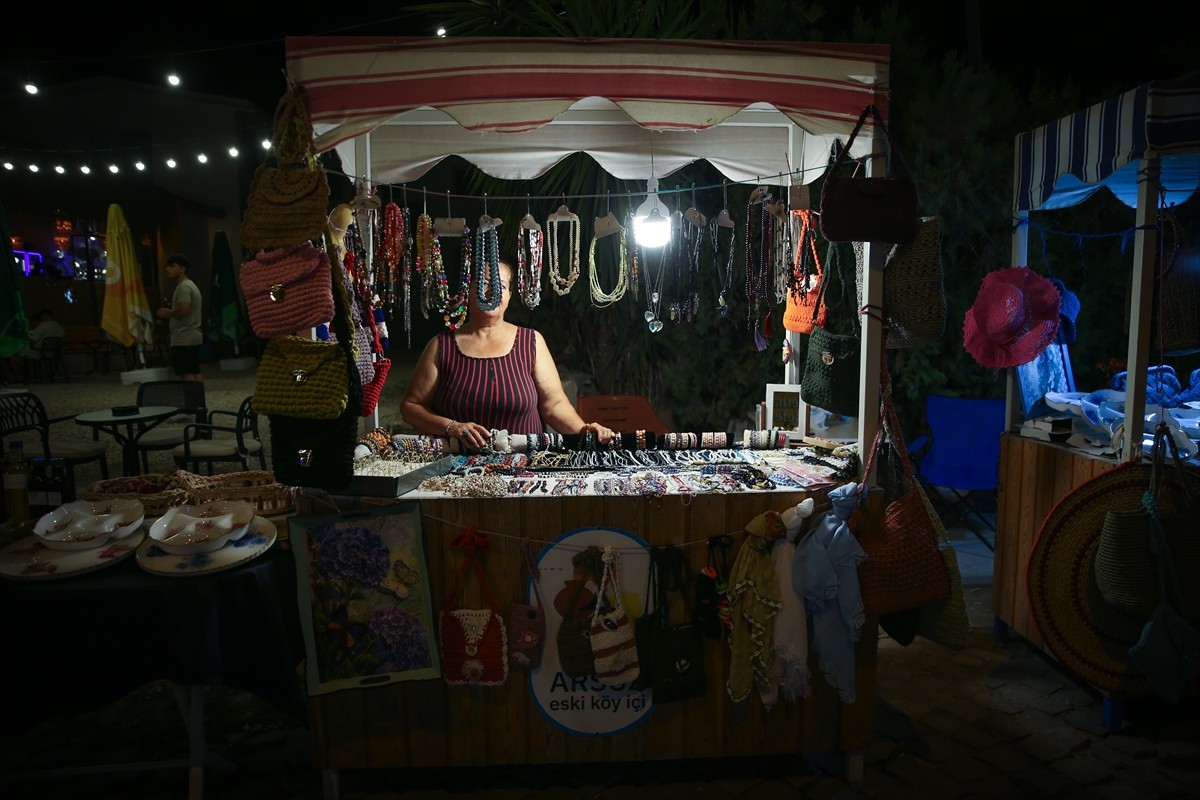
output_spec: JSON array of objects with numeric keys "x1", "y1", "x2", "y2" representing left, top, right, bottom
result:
[{"x1": 156, "y1": 253, "x2": 203, "y2": 382}]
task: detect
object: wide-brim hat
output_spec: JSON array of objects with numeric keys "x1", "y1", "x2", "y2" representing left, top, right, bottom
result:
[
  {"x1": 963, "y1": 267, "x2": 1061, "y2": 369},
  {"x1": 1049, "y1": 277, "x2": 1080, "y2": 345},
  {"x1": 1026, "y1": 461, "x2": 1200, "y2": 696}
]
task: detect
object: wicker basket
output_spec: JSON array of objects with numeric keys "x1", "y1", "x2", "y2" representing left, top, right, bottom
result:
[
  {"x1": 81, "y1": 474, "x2": 189, "y2": 518},
  {"x1": 177, "y1": 470, "x2": 297, "y2": 517}
]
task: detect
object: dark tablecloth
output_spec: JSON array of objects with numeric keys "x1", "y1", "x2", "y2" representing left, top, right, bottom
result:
[{"x1": 0, "y1": 543, "x2": 305, "y2": 733}]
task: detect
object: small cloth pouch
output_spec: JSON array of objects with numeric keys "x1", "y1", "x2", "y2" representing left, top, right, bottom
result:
[
  {"x1": 589, "y1": 546, "x2": 640, "y2": 686},
  {"x1": 253, "y1": 335, "x2": 350, "y2": 420},
  {"x1": 439, "y1": 527, "x2": 508, "y2": 687},
  {"x1": 508, "y1": 538, "x2": 547, "y2": 670},
  {"x1": 639, "y1": 546, "x2": 706, "y2": 703},
  {"x1": 819, "y1": 104, "x2": 918, "y2": 245},
  {"x1": 240, "y1": 241, "x2": 334, "y2": 338}
]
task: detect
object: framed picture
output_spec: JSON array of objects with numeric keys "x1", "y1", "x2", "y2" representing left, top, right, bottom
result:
[
  {"x1": 765, "y1": 382, "x2": 808, "y2": 437},
  {"x1": 290, "y1": 502, "x2": 441, "y2": 695},
  {"x1": 1016, "y1": 342, "x2": 1075, "y2": 418}
]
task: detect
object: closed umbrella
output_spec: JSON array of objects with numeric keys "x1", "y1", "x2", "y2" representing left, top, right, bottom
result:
[
  {"x1": 207, "y1": 230, "x2": 246, "y2": 356},
  {"x1": 0, "y1": 199, "x2": 31, "y2": 359},
  {"x1": 100, "y1": 203, "x2": 155, "y2": 366}
]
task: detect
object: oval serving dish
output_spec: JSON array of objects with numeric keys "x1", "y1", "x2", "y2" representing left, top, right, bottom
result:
[
  {"x1": 147, "y1": 500, "x2": 255, "y2": 555},
  {"x1": 33, "y1": 498, "x2": 146, "y2": 551}
]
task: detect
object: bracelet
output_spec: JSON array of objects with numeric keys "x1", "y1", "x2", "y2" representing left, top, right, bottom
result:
[{"x1": 445, "y1": 420, "x2": 457, "y2": 437}]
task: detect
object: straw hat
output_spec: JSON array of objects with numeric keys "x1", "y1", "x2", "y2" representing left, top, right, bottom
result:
[
  {"x1": 963, "y1": 267, "x2": 1060, "y2": 368},
  {"x1": 1026, "y1": 461, "x2": 1200, "y2": 695}
]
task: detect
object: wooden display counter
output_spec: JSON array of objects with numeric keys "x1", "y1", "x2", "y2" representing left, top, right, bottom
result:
[
  {"x1": 992, "y1": 433, "x2": 1118, "y2": 646},
  {"x1": 303, "y1": 489, "x2": 878, "y2": 784}
]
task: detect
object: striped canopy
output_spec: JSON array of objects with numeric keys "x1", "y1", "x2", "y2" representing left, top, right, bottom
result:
[
  {"x1": 1013, "y1": 80, "x2": 1200, "y2": 212},
  {"x1": 284, "y1": 37, "x2": 891, "y2": 184}
]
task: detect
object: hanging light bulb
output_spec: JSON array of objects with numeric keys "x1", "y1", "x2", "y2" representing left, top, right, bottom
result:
[
  {"x1": 167, "y1": 72, "x2": 181, "y2": 87},
  {"x1": 633, "y1": 177, "x2": 671, "y2": 248}
]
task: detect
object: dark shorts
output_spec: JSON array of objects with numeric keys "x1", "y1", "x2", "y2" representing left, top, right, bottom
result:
[{"x1": 170, "y1": 345, "x2": 201, "y2": 376}]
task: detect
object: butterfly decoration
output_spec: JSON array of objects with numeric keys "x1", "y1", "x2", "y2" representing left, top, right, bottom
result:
[{"x1": 377, "y1": 556, "x2": 421, "y2": 599}]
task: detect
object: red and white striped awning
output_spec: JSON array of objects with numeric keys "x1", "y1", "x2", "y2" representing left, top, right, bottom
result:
[{"x1": 285, "y1": 37, "x2": 891, "y2": 184}]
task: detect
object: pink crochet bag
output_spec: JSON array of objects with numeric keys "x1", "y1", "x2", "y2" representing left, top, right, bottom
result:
[{"x1": 240, "y1": 242, "x2": 334, "y2": 338}]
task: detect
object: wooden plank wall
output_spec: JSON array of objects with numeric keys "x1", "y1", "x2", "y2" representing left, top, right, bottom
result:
[
  {"x1": 993, "y1": 434, "x2": 1118, "y2": 646},
  {"x1": 303, "y1": 491, "x2": 878, "y2": 770}
]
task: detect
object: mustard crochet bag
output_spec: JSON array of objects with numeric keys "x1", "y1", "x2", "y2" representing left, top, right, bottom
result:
[{"x1": 252, "y1": 335, "x2": 349, "y2": 420}]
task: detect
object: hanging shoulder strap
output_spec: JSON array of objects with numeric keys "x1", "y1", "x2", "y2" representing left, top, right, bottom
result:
[
  {"x1": 518, "y1": 537, "x2": 544, "y2": 610},
  {"x1": 443, "y1": 526, "x2": 500, "y2": 614}
]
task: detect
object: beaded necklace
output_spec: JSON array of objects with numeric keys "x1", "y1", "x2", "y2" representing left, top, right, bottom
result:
[
  {"x1": 547, "y1": 210, "x2": 581, "y2": 295},
  {"x1": 442, "y1": 228, "x2": 472, "y2": 330},
  {"x1": 683, "y1": 219, "x2": 702, "y2": 322},
  {"x1": 709, "y1": 217, "x2": 736, "y2": 318},
  {"x1": 744, "y1": 200, "x2": 772, "y2": 329},
  {"x1": 475, "y1": 223, "x2": 502, "y2": 311},
  {"x1": 516, "y1": 227, "x2": 543, "y2": 309},
  {"x1": 415, "y1": 213, "x2": 441, "y2": 319},
  {"x1": 587, "y1": 226, "x2": 629, "y2": 307}
]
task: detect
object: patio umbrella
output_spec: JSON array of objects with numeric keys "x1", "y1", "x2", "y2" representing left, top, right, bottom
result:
[
  {"x1": 207, "y1": 230, "x2": 246, "y2": 356},
  {"x1": 0, "y1": 199, "x2": 31, "y2": 358},
  {"x1": 100, "y1": 203, "x2": 155, "y2": 365}
]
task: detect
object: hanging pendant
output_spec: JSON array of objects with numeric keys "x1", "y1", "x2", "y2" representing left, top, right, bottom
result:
[
  {"x1": 649, "y1": 318, "x2": 664, "y2": 333},
  {"x1": 651, "y1": 291, "x2": 660, "y2": 304},
  {"x1": 644, "y1": 310, "x2": 655, "y2": 322},
  {"x1": 782, "y1": 339, "x2": 792, "y2": 364}
]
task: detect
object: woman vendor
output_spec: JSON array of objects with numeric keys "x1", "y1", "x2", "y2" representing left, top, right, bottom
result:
[{"x1": 400, "y1": 258, "x2": 615, "y2": 449}]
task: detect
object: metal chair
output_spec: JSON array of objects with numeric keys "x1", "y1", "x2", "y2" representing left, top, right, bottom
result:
[
  {"x1": 172, "y1": 396, "x2": 265, "y2": 474},
  {"x1": 907, "y1": 395, "x2": 1008, "y2": 550},
  {"x1": 27, "y1": 336, "x2": 69, "y2": 383},
  {"x1": 0, "y1": 390, "x2": 110, "y2": 484},
  {"x1": 132, "y1": 380, "x2": 208, "y2": 473}
]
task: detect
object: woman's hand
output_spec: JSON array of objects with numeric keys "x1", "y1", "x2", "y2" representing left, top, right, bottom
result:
[
  {"x1": 447, "y1": 420, "x2": 491, "y2": 450},
  {"x1": 580, "y1": 422, "x2": 614, "y2": 445}
]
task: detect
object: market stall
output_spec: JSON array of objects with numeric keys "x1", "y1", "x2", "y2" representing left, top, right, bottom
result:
[
  {"x1": 995, "y1": 79, "x2": 1200, "y2": 648},
  {"x1": 282, "y1": 35, "x2": 898, "y2": 791}
]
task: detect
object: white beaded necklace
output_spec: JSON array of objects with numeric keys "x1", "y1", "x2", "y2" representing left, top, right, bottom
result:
[
  {"x1": 587, "y1": 226, "x2": 629, "y2": 307},
  {"x1": 547, "y1": 210, "x2": 581, "y2": 295}
]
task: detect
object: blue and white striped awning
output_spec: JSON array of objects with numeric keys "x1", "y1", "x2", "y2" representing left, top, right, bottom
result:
[{"x1": 1014, "y1": 80, "x2": 1200, "y2": 212}]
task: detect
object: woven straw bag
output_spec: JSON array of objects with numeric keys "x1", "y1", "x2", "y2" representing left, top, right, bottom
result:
[
  {"x1": 883, "y1": 216, "x2": 945, "y2": 348},
  {"x1": 856, "y1": 371, "x2": 950, "y2": 616},
  {"x1": 240, "y1": 242, "x2": 334, "y2": 338},
  {"x1": 1159, "y1": 245, "x2": 1200, "y2": 355},
  {"x1": 253, "y1": 335, "x2": 349, "y2": 420},
  {"x1": 915, "y1": 541, "x2": 971, "y2": 649}
]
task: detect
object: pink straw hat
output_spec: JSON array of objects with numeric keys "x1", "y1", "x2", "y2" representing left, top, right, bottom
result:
[{"x1": 963, "y1": 267, "x2": 1061, "y2": 369}]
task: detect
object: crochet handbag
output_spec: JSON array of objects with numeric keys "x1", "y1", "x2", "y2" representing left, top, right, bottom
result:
[
  {"x1": 557, "y1": 575, "x2": 596, "y2": 680},
  {"x1": 634, "y1": 546, "x2": 706, "y2": 703},
  {"x1": 240, "y1": 241, "x2": 335, "y2": 338},
  {"x1": 589, "y1": 547, "x2": 640, "y2": 686},
  {"x1": 253, "y1": 335, "x2": 350, "y2": 420},
  {"x1": 801, "y1": 244, "x2": 861, "y2": 417},
  {"x1": 357, "y1": 295, "x2": 389, "y2": 416},
  {"x1": 241, "y1": 86, "x2": 330, "y2": 250},
  {"x1": 266, "y1": 238, "x2": 360, "y2": 492},
  {"x1": 819, "y1": 104, "x2": 918, "y2": 245},
  {"x1": 881, "y1": 216, "x2": 945, "y2": 349},
  {"x1": 782, "y1": 209, "x2": 827, "y2": 335},
  {"x1": 508, "y1": 538, "x2": 547, "y2": 670},
  {"x1": 915, "y1": 540, "x2": 972, "y2": 650},
  {"x1": 439, "y1": 527, "x2": 508, "y2": 687},
  {"x1": 855, "y1": 366, "x2": 950, "y2": 616}
]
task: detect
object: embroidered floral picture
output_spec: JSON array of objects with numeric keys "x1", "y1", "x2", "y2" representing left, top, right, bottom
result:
[{"x1": 290, "y1": 502, "x2": 441, "y2": 694}]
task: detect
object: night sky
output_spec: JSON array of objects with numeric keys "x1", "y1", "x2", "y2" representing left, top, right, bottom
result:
[{"x1": 3, "y1": 2, "x2": 1193, "y2": 115}]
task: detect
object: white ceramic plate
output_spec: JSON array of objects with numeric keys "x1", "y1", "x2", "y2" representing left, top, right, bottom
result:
[
  {"x1": 147, "y1": 500, "x2": 255, "y2": 555},
  {"x1": 136, "y1": 517, "x2": 276, "y2": 577},
  {"x1": 33, "y1": 498, "x2": 145, "y2": 551},
  {"x1": 0, "y1": 530, "x2": 145, "y2": 581}
]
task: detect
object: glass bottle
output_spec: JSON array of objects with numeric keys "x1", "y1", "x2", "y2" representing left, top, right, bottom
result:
[
  {"x1": 48, "y1": 458, "x2": 71, "y2": 507},
  {"x1": 27, "y1": 457, "x2": 48, "y2": 522},
  {"x1": 3, "y1": 441, "x2": 32, "y2": 526}
]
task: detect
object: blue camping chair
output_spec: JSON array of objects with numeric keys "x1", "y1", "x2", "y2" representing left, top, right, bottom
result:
[{"x1": 907, "y1": 395, "x2": 1008, "y2": 550}]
